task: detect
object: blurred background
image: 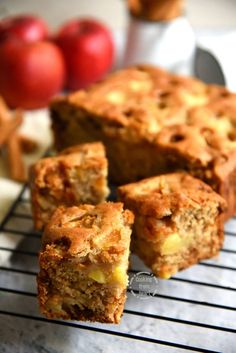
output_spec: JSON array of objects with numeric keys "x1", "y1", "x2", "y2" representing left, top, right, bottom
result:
[{"x1": 1, "y1": 0, "x2": 236, "y2": 30}]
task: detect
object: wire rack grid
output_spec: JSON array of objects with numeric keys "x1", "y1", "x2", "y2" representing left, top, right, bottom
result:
[{"x1": 0, "y1": 183, "x2": 236, "y2": 353}]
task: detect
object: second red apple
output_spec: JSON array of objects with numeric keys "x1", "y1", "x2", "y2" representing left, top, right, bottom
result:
[{"x1": 56, "y1": 18, "x2": 114, "y2": 90}]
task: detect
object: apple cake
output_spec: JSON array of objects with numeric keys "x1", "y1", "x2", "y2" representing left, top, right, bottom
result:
[
  {"x1": 30, "y1": 142, "x2": 109, "y2": 230},
  {"x1": 37, "y1": 202, "x2": 134, "y2": 323},
  {"x1": 50, "y1": 64, "x2": 236, "y2": 218},
  {"x1": 118, "y1": 173, "x2": 226, "y2": 279}
]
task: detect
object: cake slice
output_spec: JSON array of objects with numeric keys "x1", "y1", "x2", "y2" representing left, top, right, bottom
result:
[
  {"x1": 118, "y1": 173, "x2": 226, "y2": 279},
  {"x1": 30, "y1": 142, "x2": 109, "y2": 230},
  {"x1": 37, "y1": 203, "x2": 134, "y2": 323}
]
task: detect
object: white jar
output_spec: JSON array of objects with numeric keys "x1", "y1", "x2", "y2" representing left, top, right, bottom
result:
[{"x1": 123, "y1": 16, "x2": 196, "y2": 76}]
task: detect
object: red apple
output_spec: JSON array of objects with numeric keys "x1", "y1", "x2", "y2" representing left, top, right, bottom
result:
[
  {"x1": 56, "y1": 18, "x2": 114, "y2": 90},
  {"x1": 0, "y1": 39, "x2": 65, "y2": 109},
  {"x1": 0, "y1": 14, "x2": 49, "y2": 44}
]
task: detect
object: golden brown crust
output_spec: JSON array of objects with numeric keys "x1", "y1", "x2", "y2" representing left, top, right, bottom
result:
[
  {"x1": 127, "y1": 0, "x2": 184, "y2": 21},
  {"x1": 59, "y1": 141, "x2": 106, "y2": 157},
  {"x1": 50, "y1": 64, "x2": 236, "y2": 218},
  {"x1": 37, "y1": 202, "x2": 134, "y2": 323},
  {"x1": 118, "y1": 173, "x2": 226, "y2": 218},
  {"x1": 42, "y1": 203, "x2": 134, "y2": 262},
  {"x1": 30, "y1": 142, "x2": 109, "y2": 230},
  {"x1": 50, "y1": 65, "x2": 233, "y2": 147},
  {"x1": 50, "y1": 65, "x2": 212, "y2": 157},
  {"x1": 50, "y1": 65, "x2": 207, "y2": 146},
  {"x1": 51, "y1": 65, "x2": 207, "y2": 139},
  {"x1": 50, "y1": 65, "x2": 208, "y2": 186}
]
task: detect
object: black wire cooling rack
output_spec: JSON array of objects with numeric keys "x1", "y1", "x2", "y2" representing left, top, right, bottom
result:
[{"x1": 0, "y1": 183, "x2": 236, "y2": 353}]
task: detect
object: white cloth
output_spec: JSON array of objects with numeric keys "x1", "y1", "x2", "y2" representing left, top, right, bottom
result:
[{"x1": 0, "y1": 109, "x2": 51, "y2": 264}]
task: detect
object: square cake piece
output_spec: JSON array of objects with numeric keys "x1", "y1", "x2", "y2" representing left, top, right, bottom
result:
[
  {"x1": 30, "y1": 142, "x2": 109, "y2": 230},
  {"x1": 118, "y1": 173, "x2": 226, "y2": 279},
  {"x1": 37, "y1": 203, "x2": 134, "y2": 323}
]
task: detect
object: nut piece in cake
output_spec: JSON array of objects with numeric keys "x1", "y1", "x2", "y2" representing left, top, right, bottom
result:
[
  {"x1": 118, "y1": 173, "x2": 226, "y2": 279},
  {"x1": 30, "y1": 142, "x2": 109, "y2": 230},
  {"x1": 37, "y1": 203, "x2": 134, "y2": 323}
]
